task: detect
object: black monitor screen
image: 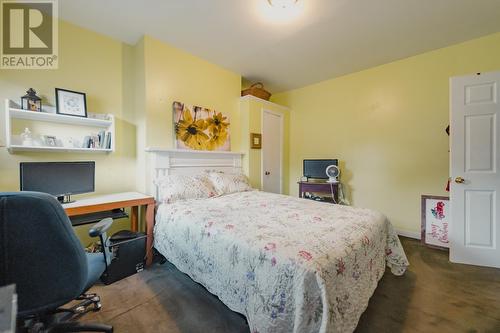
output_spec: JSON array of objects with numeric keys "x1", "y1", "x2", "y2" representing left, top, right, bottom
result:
[
  {"x1": 303, "y1": 159, "x2": 338, "y2": 179},
  {"x1": 20, "y1": 162, "x2": 95, "y2": 197}
]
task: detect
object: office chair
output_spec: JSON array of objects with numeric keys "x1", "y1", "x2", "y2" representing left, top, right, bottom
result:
[{"x1": 0, "y1": 192, "x2": 114, "y2": 333}]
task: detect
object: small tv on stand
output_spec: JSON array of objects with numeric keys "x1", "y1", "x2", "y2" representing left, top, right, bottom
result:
[
  {"x1": 20, "y1": 161, "x2": 95, "y2": 203},
  {"x1": 303, "y1": 159, "x2": 338, "y2": 181}
]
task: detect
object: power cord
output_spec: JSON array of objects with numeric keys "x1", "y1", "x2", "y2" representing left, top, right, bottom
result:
[{"x1": 330, "y1": 183, "x2": 337, "y2": 204}]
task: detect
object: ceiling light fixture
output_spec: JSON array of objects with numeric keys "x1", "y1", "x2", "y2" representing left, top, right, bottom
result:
[
  {"x1": 259, "y1": 0, "x2": 304, "y2": 24},
  {"x1": 268, "y1": 0, "x2": 299, "y2": 9}
]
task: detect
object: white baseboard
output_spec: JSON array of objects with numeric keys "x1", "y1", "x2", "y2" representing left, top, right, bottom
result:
[{"x1": 396, "y1": 229, "x2": 421, "y2": 240}]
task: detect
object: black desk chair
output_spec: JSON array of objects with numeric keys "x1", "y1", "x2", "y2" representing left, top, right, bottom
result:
[{"x1": 0, "y1": 192, "x2": 114, "y2": 333}]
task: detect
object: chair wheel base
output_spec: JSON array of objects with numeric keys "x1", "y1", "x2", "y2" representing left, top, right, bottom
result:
[
  {"x1": 48, "y1": 322, "x2": 113, "y2": 333},
  {"x1": 20, "y1": 320, "x2": 113, "y2": 333},
  {"x1": 18, "y1": 293, "x2": 112, "y2": 333}
]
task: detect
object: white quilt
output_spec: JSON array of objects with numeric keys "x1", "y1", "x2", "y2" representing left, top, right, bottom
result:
[{"x1": 154, "y1": 191, "x2": 409, "y2": 333}]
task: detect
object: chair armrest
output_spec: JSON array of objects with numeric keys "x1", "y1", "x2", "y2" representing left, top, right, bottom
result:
[{"x1": 89, "y1": 218, "x2": 113, "y2": 238}]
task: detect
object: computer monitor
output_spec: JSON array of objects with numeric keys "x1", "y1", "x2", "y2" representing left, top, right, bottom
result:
[
  {"x1": 20, "y1": 161, "x2": 95, "y2": 203},
  {"x1": 303, "y1": 159, "x2": 338, "y2": 180}
]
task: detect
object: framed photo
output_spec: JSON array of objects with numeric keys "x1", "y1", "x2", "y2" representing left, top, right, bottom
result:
[
  {"x1": 43, "y1": 135, "x2": 58, "y2": 147},
  {"x1": 55, "y1": 88, "x2": 87, "y2": 117},
  {"x1": 250, "y1": 133, "x2": 262, "y2": 149},
  {"x1": 421, "y1": 195, "x2": 450, "y2": 250}
]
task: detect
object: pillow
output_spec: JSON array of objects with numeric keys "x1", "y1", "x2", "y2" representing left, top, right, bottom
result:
[
  {"x1": 155, "y1": 174, "x2": 216, "y2": 203},
  {"x1": 207, "y1": 172, "x2": 253, "y2": 195}
]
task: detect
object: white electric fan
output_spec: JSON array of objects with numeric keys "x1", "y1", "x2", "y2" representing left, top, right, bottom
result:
[{"x1": 325, "y1": 165, "x2": 340, "y2": 183}]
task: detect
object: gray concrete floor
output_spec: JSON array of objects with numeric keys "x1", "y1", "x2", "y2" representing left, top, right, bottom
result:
[{"x1": 83, "y1": 238, "x2": 500, "y2": 332}]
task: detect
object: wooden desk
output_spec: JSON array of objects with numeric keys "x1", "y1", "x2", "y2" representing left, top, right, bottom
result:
[
  {"x1": 63, "y1": 192, "x2": 155, "y2": 266},
  {"x1": 298, "y1": 181, "x2": 338, "y2": 203}
]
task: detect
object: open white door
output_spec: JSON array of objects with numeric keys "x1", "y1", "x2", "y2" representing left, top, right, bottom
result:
[{"x1": 450, "y1": 71, "x2": 500, "y2": 268}]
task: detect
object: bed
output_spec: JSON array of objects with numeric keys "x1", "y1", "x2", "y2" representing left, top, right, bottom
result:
[{"x1": 146, "y1": 149, "x2": 409, "y2": 333}]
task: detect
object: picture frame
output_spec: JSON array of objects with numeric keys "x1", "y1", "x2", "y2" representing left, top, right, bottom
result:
[
  {"x1": 250, "y1": 133, "x2": 262, "y2": 149},
  {"x1": 173, "y1": 101, "x2": 231, "y2": 151},
  {"x1": 43, "y1": 135, "x2": 58, "y2": 147},
  {"x1": 421, "y1": 195, "x2": 450, "y2": 250},
  {"x1": 55, "y1": 88, "x2": 87, "y2": 117}
]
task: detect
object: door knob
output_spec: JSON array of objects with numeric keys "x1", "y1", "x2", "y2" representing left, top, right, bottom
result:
[
  {"x1": 455, "y1": 176, "x2": 465, "y2": 184},
  {"x1": 265, "y1": 171, "x2": 270, "y2": 175}
]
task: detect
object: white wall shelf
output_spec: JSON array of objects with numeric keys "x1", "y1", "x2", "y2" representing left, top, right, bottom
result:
[
  {"x1": 4, "y1": 99, "x2": 115, "y2": 154},
  {"x1": 7, "y1": 145, "x2": 113, "y2": 153},
  {"x1": 9, "y1": 108, "x2": 112, "y2": 127}
]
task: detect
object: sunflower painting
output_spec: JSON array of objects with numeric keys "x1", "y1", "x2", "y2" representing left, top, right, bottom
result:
[{"x1": 174, "y1": 101, "x2": 230, "y2": 151}]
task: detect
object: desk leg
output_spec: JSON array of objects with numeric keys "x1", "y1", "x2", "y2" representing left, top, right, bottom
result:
[
  {"x1": 145, "y1": 203, "x2": 155, "y2": 267},
  {"x1": 131, "y1": 206, "x2": 138, "y2": 232}
]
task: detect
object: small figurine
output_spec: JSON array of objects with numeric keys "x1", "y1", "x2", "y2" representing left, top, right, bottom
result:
[{"x1": 21, "y1": 128, "x2": 33, "y2": 146}]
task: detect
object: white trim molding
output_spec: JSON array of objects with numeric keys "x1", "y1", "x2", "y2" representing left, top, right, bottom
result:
[
  {"x1": 396, "y1": 229, "x2": 421, "y2": 240},
  {"x1": 240, "y1": 95, "x2": 290, "y2": 111},
  {"x1": 146, "y1": 148, "x2": 244, "y2": 156}
]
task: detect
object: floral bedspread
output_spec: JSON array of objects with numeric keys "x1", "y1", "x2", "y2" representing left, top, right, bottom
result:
[{"x1": 154, "y1": 191, "x2": 409, "y2": 333}]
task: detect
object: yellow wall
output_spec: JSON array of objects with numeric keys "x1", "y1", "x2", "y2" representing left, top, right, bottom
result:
[
  {"x1": 239, "y1": 96, "x2": 290, "y2": 193},
  {"x1": 0, "y1": 21, "x2": 138, "y2": 245},
  {"x1": 272, "y1": 31, "x2": 500, "y2": 235},
  {"x1": 142, "y1": 36, "x2": 242, "y2": 149},
  {"x1": 131, "y1": 35, "x2": 243, "y2": 191}
]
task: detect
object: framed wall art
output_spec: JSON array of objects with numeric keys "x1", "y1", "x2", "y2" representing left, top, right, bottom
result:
[
  {"x1": 421, "y1": 195, "x2": 450, "y2": 250},
  {"x1": 55, "y1": 88, "x2": 87, "y2": 117},
  {"x1": 173, "y1": 101, "x2": 230, "y2": 151},
  {"x1": 250, "y1": 133, "x2": 262, "y2": 149}
]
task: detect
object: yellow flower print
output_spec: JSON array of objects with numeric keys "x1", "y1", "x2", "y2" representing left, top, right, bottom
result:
[
  {"x1": 206, "y1": 130, "x2": 228, "y2": 150},
  {"x1": 206, "y1": 112, "x2": 229, "y2": 136},
  {"x1": 176, "y1": 109, "x2": 209, "y2": 150}
]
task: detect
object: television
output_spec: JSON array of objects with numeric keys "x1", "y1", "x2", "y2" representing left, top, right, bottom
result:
[
  {"x1": 20, "y1": 161, "x2": 95, "y2": 203},
  {"x1": 303, "y1": 159, "x2": 338, "y2": 180}
]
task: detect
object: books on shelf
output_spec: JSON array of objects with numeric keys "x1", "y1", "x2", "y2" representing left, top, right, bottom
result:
[
  {"x1": 83, "y1": 131, "x2": 112, "y2": 149},
  {"x1": 104, "y1": 132, "x2": 111, "y2": 149}
]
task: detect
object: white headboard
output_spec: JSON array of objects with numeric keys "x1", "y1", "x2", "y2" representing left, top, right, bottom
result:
[{"x1": 145, "y1": 148, "x2": 244, "y2": 201}]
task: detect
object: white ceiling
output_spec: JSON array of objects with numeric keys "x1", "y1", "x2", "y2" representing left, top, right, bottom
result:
[{"x1": 59, "y1": 0, "x2": 500, "y2": 92}]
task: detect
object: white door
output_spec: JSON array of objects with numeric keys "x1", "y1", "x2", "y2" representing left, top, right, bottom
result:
[
  {"x1": 450, "y1": 71, "x2": 500, "y2": 268},
  {"x1": 262, "y1": 109, "x2": 283, "y2": 194}
]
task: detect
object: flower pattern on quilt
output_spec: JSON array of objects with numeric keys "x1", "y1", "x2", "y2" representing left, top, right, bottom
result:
[{"x1": 154, "y1": 191, "x2": 409, "y2": 333}]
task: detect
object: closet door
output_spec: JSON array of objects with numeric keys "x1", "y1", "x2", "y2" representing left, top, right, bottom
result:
[{"x1": 262, "y1": 109, "x2": 283, "y2": 194}]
